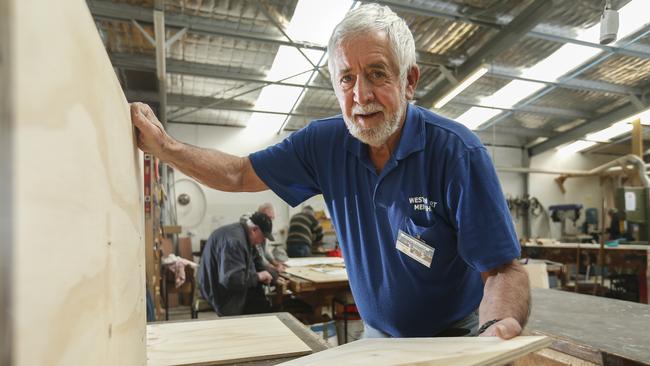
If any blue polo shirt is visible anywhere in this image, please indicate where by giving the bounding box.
[249,104,520,337]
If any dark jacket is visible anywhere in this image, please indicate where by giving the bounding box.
[197,222,264,316]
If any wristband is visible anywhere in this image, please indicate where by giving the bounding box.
[477,318,501,335]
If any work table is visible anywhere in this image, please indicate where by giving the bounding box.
[527,288,650,365]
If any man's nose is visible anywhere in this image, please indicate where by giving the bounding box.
[353,75,374,105]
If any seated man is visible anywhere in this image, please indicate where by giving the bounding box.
[197,212,276,316]
[286,206,324,257]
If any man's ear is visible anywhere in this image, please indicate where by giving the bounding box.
[405,64,420,100]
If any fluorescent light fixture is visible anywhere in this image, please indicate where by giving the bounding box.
[557,140,598,154]
[286,0,353,45]
[433,66,488,109]
[456,107,501,130]
[521,43,600,82]
[480,80,546,109]
[585,122,632,142]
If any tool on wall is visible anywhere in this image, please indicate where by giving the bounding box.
[549,204,584,241]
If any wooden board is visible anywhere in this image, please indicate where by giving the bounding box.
[12,0,145,364]
[147,315,312,366]
[285,257,345,267]
[278,336,551,366]
[523,263,550,289]
[285,266,348,283]
[528,288,650,364]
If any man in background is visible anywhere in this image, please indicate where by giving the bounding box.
[286,206,324,257]
[255,203,288,271]
[197,212,276,316]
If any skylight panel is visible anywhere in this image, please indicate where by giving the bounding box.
[456,107,502,130]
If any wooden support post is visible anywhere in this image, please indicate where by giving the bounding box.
[632,118,643,158]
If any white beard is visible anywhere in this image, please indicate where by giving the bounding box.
[343,99,407,147]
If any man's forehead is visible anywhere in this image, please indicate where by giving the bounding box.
[333,48,395,70]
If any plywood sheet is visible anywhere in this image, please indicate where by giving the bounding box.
[285,257,345,267]
[524,263,550,289]
[13,0,145,364]
[279,336,551,366]
[147,316,312,366]
[0,0,12,363]
[285,266,348,283]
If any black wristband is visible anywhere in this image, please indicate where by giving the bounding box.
[477,318,501,334]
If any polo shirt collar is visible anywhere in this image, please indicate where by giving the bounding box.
[344,103,425,161]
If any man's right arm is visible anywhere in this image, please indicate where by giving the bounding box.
[131,102,267,192]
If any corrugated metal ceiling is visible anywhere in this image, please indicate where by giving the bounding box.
[89,0,650,153]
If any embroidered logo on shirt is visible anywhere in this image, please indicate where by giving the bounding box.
[408,196,438,212]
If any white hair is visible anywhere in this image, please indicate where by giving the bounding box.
[327,3,417,83]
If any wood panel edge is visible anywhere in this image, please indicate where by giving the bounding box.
[0,0,13,363]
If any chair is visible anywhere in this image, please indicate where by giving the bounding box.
[161,264,195,320]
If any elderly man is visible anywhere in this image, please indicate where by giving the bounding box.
[132,4,529,338]
[197,212,275,316]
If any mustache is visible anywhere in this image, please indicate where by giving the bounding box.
[352,103,384,115]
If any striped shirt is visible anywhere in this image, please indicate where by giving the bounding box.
[286,212,323,247]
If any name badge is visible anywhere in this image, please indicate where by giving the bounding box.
[396,230,435,268]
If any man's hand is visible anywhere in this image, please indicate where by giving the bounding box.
[478,317,522,339]
[130,102,173,157]
[257,270,273,285]
[275,262,287,272]
[479,260,530,340]
[275,277,287,286]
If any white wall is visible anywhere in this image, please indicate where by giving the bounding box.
[527,149,614,239]
[489,146,526,235]
[167,123,296,250]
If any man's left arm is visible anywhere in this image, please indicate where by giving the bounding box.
[478,259,530,339]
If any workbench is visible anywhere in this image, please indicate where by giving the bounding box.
[524,288,650,365]
[522,242,649,303]
[278,258,352,325]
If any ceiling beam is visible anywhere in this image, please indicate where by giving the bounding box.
[374,0,650,60]
[92,1,646,98]
[88,0,324,51]
[113,52,635,106]
[450,96,592,119]
[88,0,458,67]
[528,100,650,156]
[417,0,553,108]
[477,126,554,139]
[488,64,641,96]
[130,89,548,138]
[125,90,339,120]
[110,53,332,91]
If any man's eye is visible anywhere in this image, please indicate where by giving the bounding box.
[370,71,386,80]
[340,75,353,84]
